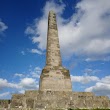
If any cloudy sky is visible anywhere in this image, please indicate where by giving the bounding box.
[0,0,110,99]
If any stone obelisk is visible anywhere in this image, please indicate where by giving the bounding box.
[46,11,62,67]
[39,10,72,91]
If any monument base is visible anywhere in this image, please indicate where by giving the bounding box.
[2,90,109,109]
[39,66,72,91]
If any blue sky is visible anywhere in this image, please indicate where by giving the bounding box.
[0,0,110,99]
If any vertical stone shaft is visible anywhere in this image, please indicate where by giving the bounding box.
[39,11,72,91]
[46,11,62,67]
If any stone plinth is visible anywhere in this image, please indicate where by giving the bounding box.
[9,90,110,109]
[39,66,72,91]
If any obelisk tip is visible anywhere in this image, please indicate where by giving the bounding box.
[49,10,55,14]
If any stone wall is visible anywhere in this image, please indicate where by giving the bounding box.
[0,90,110,109]
[9,90,110,109]
[11,94,24,108]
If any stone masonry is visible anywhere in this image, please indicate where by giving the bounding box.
[39,10,72,92]
[0,11,110,110]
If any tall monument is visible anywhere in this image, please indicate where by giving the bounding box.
[39,10,72,91]
[0,10,110,110]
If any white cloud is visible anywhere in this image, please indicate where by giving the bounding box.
[0,78,20,89]
[14,73,24,77]
[25,0,110,61]
[19,78,38,89]
[14,66,41,90]
[19,90,25,94]
[30,49,43,55]
[71,73,110,97]
[0,92,10,98]
[84,68,101,76]
[101,76,110,84]
[0,20,8,33]
[85,75,110,97]
[25,0,65,50]
[30,67,41,78]
[85,56,110,62]
[34,67,42,71]
[71,75,99,84]
[0,66,41,98]
[0,72,39,91]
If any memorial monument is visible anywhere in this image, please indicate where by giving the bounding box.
[0,10,110,110]
[39,10,72,92]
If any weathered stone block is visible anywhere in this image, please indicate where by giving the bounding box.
[11,94,24,108]
[26,98,34,108]
[25,90,38,98]
[39,66,72,91]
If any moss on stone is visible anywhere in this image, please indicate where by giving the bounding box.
[41,73,49,79]
[26,98,34,108]
[53,66,60,69]
[42,69,50,73]
[61,69,70,78]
